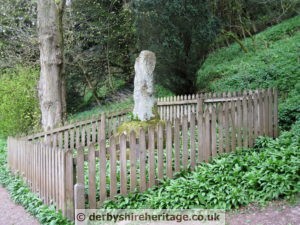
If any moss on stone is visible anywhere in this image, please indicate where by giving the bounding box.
[117,118,165,136]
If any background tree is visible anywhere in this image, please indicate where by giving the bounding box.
[37,0,66,130]
[64,0,135,112]
[0,0,38,69]
[132,0,219,94]
[210,0,300,50]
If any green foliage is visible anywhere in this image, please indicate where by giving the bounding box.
[103,127,300,210]
[196,15,300,130]
[155,85,174,98]
[64,0,135,112]
[209,0,299,50]
[0,139,72,225]
[0,67,41,137]
[132,0,219,94]
[279,87,300,131]
[0,0,38,69]
[68,98,133,122]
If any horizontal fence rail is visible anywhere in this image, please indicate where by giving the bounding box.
[26,108,131,146]
[7,88,278,221]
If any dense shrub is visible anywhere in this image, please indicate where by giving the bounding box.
[103,124,300,210]
[0,67,41,137]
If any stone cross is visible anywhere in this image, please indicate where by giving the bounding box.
[133,50,156,121]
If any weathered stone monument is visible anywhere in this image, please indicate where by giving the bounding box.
[133,50,156,121]
[117,50,162,139]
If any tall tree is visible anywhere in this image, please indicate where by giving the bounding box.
[132,0,219,94]
[64,0,135,112]
[37,0,66,130]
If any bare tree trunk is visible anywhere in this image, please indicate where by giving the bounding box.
[37,0,66,130]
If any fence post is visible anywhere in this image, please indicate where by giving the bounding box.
[99,139,107,204]
[273,88,279,137]
[74,183,85,225]
[88,144,96,209]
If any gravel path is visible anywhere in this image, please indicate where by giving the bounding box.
[0,186,40,225]
[227,201,300,225]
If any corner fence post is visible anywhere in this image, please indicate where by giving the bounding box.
[74,183,85,225]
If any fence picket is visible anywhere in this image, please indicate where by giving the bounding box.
[190,113,196,170]
[139,129,147,192]
[88,144,96,209]
[129,131,137,192]
[120,134,127,195]
[166,121,173,178]
[182,115,188,168]
[174,118,180,172]
[268,88,273,137]
[204,108,211,161]
[110,136,117,198]
[236,98,242,148]
[248,93,254,147]
[273,88,278,137]
[253,93,259,139]
[258,90,264,136]
[211,106,217,157]
[148,127,155,188]
[157,123,164,180]
[99,139,107,204]
[197,111,204,162]
[224,100,230,153]
[230,99,236,151]
[218,104,224,154]
[264,89,269,136]
[242,96,248,148]
[65,149,74,220]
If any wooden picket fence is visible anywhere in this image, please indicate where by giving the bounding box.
[26,108,131,144]
[7,88,278,221]
[157,89,278,131]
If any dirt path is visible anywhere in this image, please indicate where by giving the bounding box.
[1,182,299,225]
[0,186,40,225]
[227,200,300,225]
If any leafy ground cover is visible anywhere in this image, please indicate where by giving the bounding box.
[0,139,72,225]
[67,97,133,122]
[102,121,300,210]
[197,15,300,130]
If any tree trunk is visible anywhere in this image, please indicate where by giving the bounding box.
[37,0,66,130]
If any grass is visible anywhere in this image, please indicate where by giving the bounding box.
[197,15,300,130]
[67,97,133,122]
